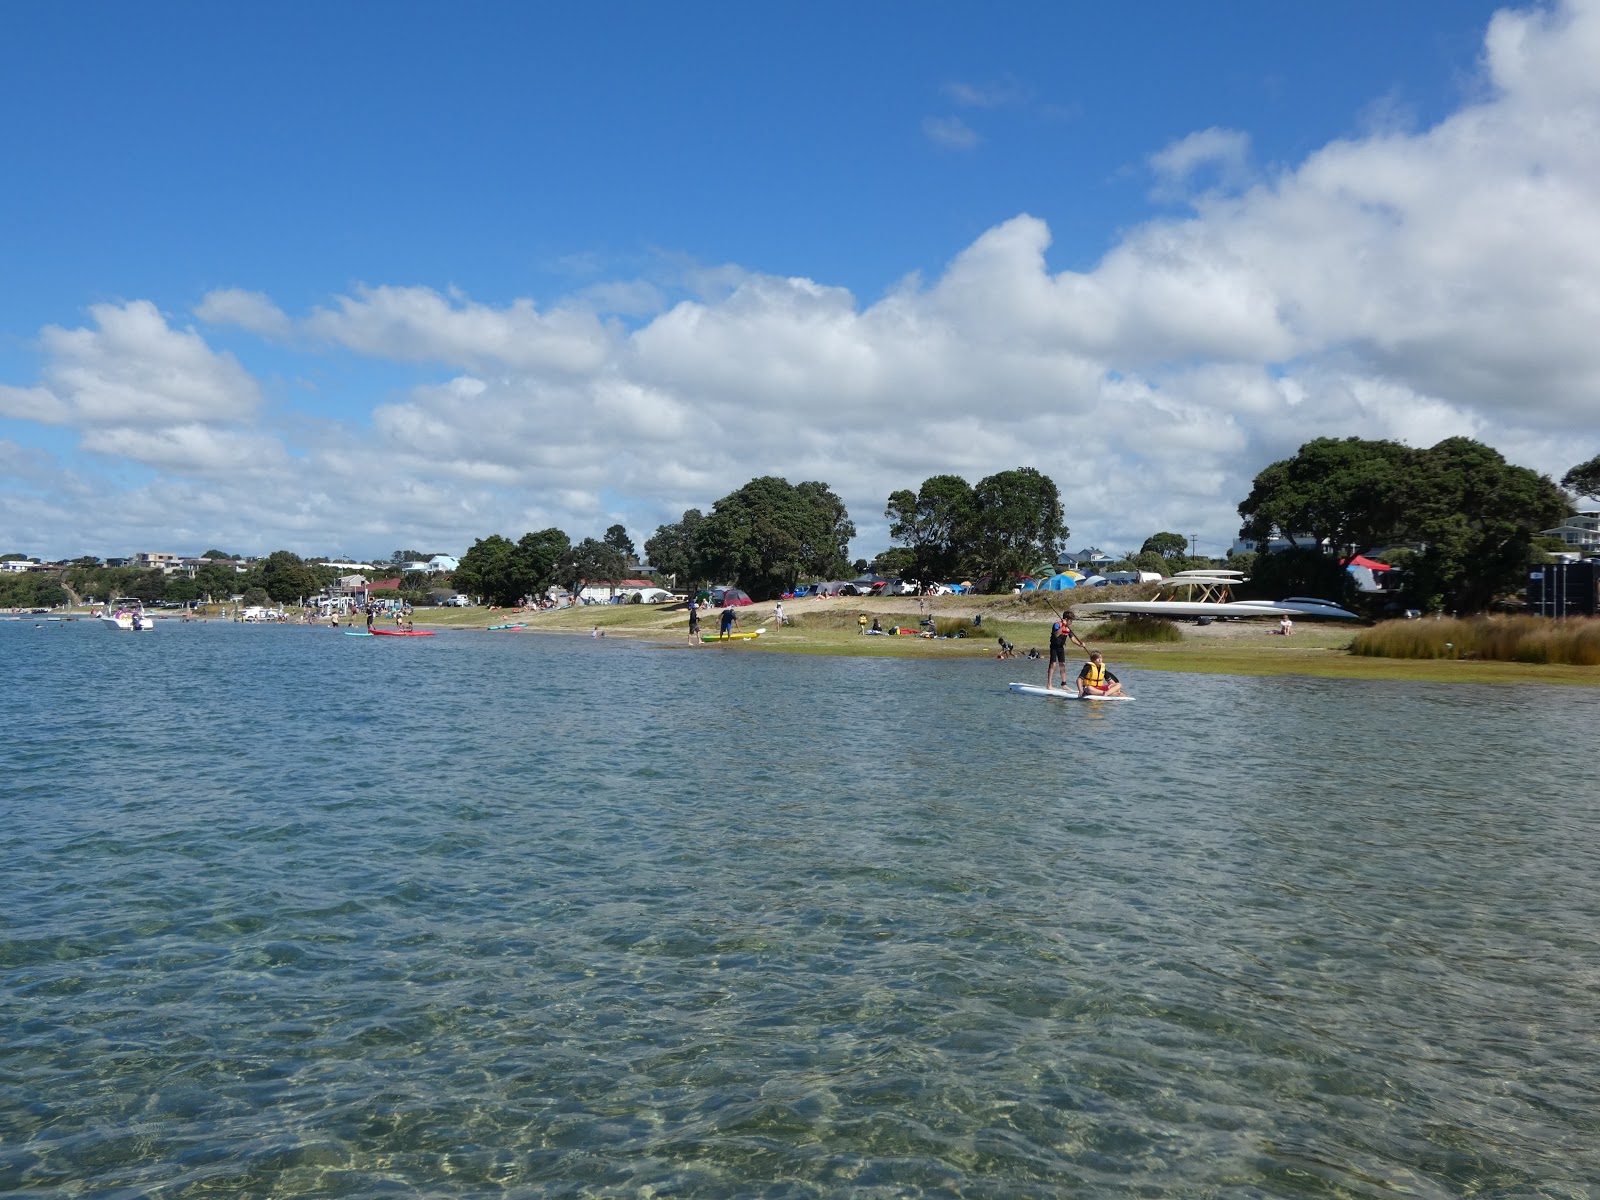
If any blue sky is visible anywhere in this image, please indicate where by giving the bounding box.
[3,0,1593,562]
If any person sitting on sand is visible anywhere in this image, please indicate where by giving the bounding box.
[871,616,882,633]
[1278,615,1294,636]
[1077,652,1125,697]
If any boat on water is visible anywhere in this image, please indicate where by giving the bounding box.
[1072,570,1360,621]
[100,598,155,631]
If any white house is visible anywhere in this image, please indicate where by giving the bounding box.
[401,555,460,574]
[1542,511,1600,555]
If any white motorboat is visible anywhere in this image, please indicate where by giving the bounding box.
[1072,572,1360,621]
[100,598,154,630]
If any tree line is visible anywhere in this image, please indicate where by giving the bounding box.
[1238,436,1576,612]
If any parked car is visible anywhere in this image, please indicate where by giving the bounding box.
[442,594,474,607]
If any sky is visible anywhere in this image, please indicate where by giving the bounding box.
[3,0,1597,564]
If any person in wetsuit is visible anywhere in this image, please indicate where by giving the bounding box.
[1047,609,1088,689]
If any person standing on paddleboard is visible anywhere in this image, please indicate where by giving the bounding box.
[1077,651,1124,698]
[1048,609,1088,690]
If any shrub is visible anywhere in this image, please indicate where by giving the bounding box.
[1094,615,1184,643]
[933,617,976,637]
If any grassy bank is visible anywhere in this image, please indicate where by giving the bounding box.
[409,596,1600,687]
[1353,615,1600,665]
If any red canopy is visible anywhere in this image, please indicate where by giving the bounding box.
[1347,555,1393,571]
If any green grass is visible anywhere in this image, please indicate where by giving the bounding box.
[405,598,1600,686]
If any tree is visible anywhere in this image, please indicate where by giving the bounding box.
[885,474,976,583]
[603,524,637,564]
[694,477,856,600]
[644,509,706,588]
[870,547,917,578]
[260,551,321,604]
[1562,453,1600,500]
[1239,435,1571,613]
[194,562,240,601]
[201,549,233,560]
[516,528,570,599]
[560,538,628,598]
[1238,437,1414,554]
[389,549,428,568]
[1400,437,1569,612]
[967,468,1068,591]
[1140,532,1189,560]
[452,535,525,606]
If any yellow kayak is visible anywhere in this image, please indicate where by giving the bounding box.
[702,630,763,642]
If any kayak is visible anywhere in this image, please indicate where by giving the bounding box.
[371,628,436,637]
[487,623,526,631]
[702,631,763,642]
[1008,682,1134,702]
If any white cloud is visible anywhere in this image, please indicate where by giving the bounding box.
[195,288,293,338]
[304,285,614,374]
[28,301,263,427]
[5,0,1600,560]
[922,116,981,149]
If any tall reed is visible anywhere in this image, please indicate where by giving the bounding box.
[1094,615,1185,643]
[1352,616,1600,664]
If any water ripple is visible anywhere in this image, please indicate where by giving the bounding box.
[3,621,1599,1196]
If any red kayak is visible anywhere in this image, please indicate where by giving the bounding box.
[371,628,436,637]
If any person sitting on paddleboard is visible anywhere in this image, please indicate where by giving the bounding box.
[1077,651,1124,697]
[1048,608,1089,690]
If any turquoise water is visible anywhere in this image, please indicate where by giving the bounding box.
[4,620,1599,1197]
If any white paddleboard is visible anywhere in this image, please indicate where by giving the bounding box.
[1008,682,1134,701]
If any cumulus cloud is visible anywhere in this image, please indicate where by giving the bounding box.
[4,0,1600,560]
[304,285,615,374]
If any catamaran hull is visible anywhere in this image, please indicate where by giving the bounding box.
[1072,600,1360,620]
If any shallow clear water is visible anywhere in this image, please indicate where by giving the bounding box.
[3,619,1599,1198]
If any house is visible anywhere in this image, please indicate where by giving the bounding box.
[1059,548,1115,570]
[401,555,459,574]
[0,558,37,573]
[1542,511,1600,555]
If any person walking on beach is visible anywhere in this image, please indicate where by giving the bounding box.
[687,599,701,644]
[719,605,737,639]
[858,612,868,635]
[1047,609,1089,690]
[774,602,785,627]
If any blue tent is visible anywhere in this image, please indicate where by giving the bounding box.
[1043,573,1078,590]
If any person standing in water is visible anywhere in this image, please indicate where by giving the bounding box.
[1047,609,1088,690]
[687,599,701,644]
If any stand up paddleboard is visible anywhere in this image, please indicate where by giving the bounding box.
[343,630,373,636]
[1008,682,1134,701]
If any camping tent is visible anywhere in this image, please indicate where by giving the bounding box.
[1043,573,1078,590]
[717,587,753,606]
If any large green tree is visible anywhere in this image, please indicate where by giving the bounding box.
[260,551,322,603]
[644,509,706,589]
[885,474,976,583]
[1401,437,1570,612]
[1238,436,1569,612]
[967,468,1068,591]
[694,477,856,600]
[1238,437,1414,554]
[517,528,571,597]
[452,535,526,606]
[1140,532,1189,560]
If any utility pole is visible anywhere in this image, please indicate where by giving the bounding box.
[1189,533,1199,557]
